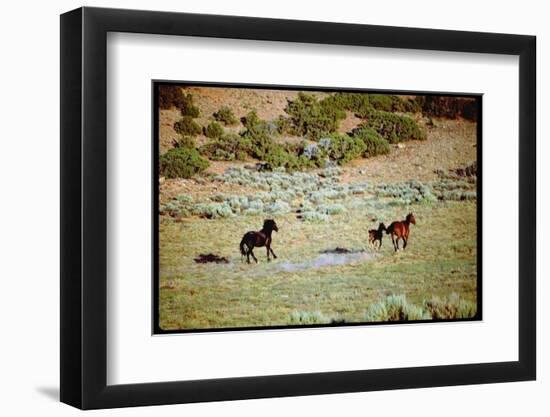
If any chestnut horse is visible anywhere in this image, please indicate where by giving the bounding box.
[239,219,278,263]
[368,223,386,249]
[386,213,416,252]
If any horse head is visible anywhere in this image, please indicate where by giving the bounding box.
[407,212,416,225]
[264,219,278,232]
[378,222,386,231]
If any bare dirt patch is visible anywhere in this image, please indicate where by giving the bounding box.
[337,112,364,134]
[194,253,230,264]
[275,250,374,273]
[340,119,477,184]
[159,109,181,153]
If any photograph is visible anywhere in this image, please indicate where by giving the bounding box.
[154,83,481,332]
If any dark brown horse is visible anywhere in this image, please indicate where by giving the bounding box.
[386,213,416,252]
[368,223,386,249]
[239,219,278,263]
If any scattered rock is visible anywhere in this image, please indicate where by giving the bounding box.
[243,162,273,172]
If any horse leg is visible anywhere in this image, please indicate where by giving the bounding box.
[250,248,258,263]
[391,234,397,252]
[395,234,400,251]
[266,245,271,262]
[270,247,277,259]
[246,246,251,264]
[404,229,410,249]
[378,237,382,249]
[403,237,408,249]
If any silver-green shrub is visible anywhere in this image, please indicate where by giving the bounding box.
[364,295,431,321]
[289,311,328,324]
[302,211,329,223]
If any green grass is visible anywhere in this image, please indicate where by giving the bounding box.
[159,201,477,330]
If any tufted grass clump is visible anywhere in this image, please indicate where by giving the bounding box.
[360,111,426,143]
[159,147,209,179]
[364,294,477,322]
[423,294,477,319]
[364,295,431,322]
[174,116,202,137]
[289,311,329,325]
[213,106,238,126]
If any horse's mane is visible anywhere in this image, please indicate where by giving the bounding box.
[262,219,276,232]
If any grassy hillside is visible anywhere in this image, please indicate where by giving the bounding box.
[157,85,479,331]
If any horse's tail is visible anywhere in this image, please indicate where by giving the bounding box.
[385,223,394,235]
[239,236,247,257]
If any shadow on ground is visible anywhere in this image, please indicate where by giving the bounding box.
[35,386,59,401]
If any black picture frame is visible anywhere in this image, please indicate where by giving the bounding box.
[60,6,536,410]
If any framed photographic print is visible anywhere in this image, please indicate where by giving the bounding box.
[60,6,536,409]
